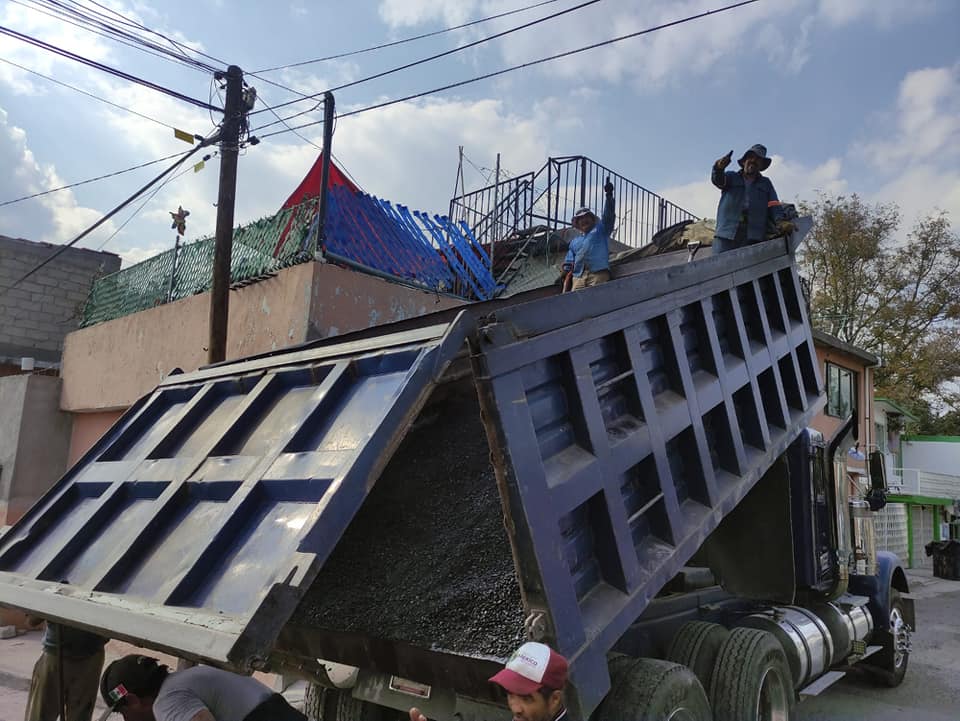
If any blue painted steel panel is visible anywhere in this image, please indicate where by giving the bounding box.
[467,238,824,716]
[0,320,473,669]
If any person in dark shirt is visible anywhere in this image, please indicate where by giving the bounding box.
[711,144,795,253]
[24,620,107,721]
[98,654,306,721]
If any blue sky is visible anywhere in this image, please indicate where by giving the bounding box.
[0,0,958,266]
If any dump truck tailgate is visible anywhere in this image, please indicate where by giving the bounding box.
[0,321,471,668]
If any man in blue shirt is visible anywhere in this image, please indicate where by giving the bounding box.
[711,144,795,253]
[563,177,615,289]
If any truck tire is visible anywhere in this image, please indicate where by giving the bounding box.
[593,656,712,720]
[322,689,396,721]
[667,621,730,696]
[864,589,910,687]
[303,683,329,720]
[709,627,794,721]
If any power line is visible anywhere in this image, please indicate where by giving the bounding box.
[0,140,210,300]
[74,0,226,69]
[11,0,206,72]
[36,0,219,72]
[259,0,760,139]
[0,23,222,112]
[0,56,181,131]
[13,0,219,74]
[255,91,323,152]
[95,151,215,252]
[249,0,604,127]
[252,0,560,73]
[0,151,197,207]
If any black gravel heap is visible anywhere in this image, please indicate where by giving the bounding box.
[291,385,526,658]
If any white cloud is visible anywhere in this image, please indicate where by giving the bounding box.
[858,65,960,168]
[377,0,813,88]
[0,107,118,246]
[816,0,937,28]
[329,96,558,211]
[853,64,960,228]
[378,0,479,28]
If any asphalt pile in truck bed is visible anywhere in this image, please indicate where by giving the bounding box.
[291,385,526,658]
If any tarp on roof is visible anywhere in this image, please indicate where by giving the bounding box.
[282,152,359,210]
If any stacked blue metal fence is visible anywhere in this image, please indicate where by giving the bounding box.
[323,185,498,300]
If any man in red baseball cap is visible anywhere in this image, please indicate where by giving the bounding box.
[410,642,568,721]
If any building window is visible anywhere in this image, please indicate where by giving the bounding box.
[826,362,856,417]
[875,422,887,452]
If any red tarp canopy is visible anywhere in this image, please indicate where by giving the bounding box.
[282,152,358,209]
[275,153,359,257]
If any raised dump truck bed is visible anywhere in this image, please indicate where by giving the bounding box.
[0,234,822,719]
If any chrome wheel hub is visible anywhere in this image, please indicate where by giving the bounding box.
[890,606,912,669]
[756,666,790,721]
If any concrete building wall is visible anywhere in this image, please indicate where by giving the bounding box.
[810,341,876,478]
[0,235,120,365]
[902,437,960,478]
[306,262,463,341]
[68,410,125,466]
[60,261,465,464]
[0,375,73,525]
[60,262,317,413]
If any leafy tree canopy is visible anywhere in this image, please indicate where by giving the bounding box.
[798,194,960,434]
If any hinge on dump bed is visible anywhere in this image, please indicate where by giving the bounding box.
[524,610,550,641]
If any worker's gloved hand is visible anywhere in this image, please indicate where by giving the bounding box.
[715,150,733,170]
[604,176,614,196]
[562,262,573,273]
[777,220,797,236]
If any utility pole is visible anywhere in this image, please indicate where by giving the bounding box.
[208,65,244,365]
[315,91,335,255]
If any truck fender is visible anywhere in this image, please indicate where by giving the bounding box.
[848,551,913,633]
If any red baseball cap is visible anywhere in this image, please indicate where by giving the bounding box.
[489,642,569,695]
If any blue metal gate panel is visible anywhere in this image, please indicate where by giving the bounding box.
[0,320,471,669]
[469,238,823,716]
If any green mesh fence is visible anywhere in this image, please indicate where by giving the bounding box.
[81,203,317,327]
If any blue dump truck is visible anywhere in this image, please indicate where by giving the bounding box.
[0,226,913,720]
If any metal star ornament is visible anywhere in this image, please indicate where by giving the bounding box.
[170,206,190,235]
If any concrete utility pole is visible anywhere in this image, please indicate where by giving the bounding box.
[208,65,244,365]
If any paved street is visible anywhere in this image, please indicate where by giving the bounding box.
[1,569,957,720]
[797,569,960,721]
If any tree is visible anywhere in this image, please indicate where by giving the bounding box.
[798,194,960,433]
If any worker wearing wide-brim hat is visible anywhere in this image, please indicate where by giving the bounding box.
[561,177,616,290]
[711,144,796,253]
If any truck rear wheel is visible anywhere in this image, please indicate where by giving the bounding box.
[709,627,794,721]
[865,589,910,687]
[667,621,730,696]
[303,683,329,720]
[593,656,711,720]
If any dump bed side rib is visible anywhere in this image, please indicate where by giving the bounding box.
[471,237,823,716]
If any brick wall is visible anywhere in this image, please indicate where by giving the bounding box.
[0,236,120,363]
